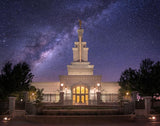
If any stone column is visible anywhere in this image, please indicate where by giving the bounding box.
[59,92,64,105]
[144,96,152,115]
[9,97,16,117]
[97,92,101,105]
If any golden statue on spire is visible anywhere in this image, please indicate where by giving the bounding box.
[79,19,82,29]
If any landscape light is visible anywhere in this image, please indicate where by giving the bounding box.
[152,116,156,120]
[3,117,10,121]
[149,115,156,121]
[3,117,8,121]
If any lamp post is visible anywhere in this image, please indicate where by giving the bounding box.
[97,83,100,92]
[60,83,64,104]
[60,83,64,91]
[96,83,101,105]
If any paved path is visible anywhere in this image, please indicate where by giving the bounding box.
[1,120,160,126]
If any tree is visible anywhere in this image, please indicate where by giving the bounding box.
[119,58,160,97]
[12,62,34,91]
[0,62,13,97]
[35,89,44,104]
[0,62,34,99]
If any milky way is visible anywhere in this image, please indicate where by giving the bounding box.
[0,0,160,82]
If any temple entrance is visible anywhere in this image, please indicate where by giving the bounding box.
[72,86,89,105]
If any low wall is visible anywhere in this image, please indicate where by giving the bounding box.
[26,115,135,124]
[15,110,25,117]
[25,102,37,115]
[135,109,147,116]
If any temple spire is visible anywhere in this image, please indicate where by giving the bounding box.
[67,21,94,75]
[77,20,84,42]
[77,20,84,62]
[79,20,82,29]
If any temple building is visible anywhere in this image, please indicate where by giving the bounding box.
[32,22,120,105]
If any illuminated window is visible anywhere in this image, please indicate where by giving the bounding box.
[73,88,75,94]
[73,95,75,104]
[85,95,88,101]
[77,95,80,103]
[86,88,88,94]
[81,95,84,103]
[86,95,88,105]
[81,86,84,94]
[77,86,80,94]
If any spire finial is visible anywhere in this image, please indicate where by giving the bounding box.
[78,20,82,29]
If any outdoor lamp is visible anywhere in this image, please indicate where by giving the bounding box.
[126,92,129,96]
[97,83,100,87]
[60,83,64,87]
[60,83,64,91]
[97,83,100,92]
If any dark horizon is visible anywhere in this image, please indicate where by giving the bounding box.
[0,0,160,82]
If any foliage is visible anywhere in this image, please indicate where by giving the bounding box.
[29,85,37,92]
[118,88,127,101]
[27,86,44,104]
[0,62,34,99]
[35,89,44,104]
[119,58,160,96]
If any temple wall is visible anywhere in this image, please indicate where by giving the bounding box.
[31,81,120,95]
[31,82,60,94]
[31,81,120,103]
[101,82,120,94]
[31,82,60,102]
[101,82,120,102]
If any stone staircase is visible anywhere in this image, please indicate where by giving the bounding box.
[42,104,123,115]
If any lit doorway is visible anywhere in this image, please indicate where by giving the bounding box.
[72,86,89,105]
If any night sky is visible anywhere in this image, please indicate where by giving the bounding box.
[0,0,160,82]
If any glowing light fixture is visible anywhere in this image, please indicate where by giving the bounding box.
[3,117,10,121]
[97,83,100,87]
[126,92,129,96]
[152,116,156,120]
[61,83,64,87]
[4,117,8,121]
[149,116,156,121]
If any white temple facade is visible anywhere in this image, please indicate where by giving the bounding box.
[32,22,120,105]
